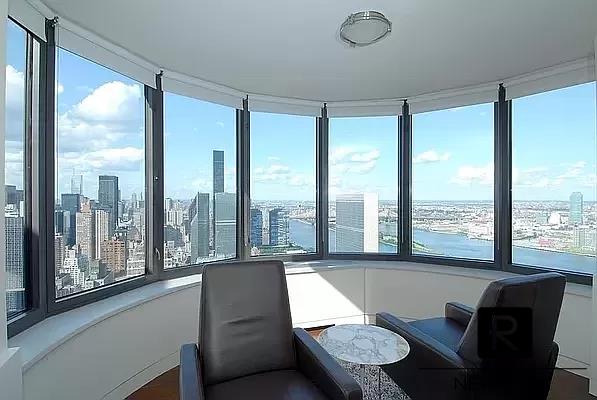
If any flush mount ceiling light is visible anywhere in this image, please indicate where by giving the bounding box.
[339,11,392,47]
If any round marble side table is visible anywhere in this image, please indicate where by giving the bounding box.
[318,324,410,400]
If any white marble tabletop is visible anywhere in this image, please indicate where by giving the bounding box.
[318,324,410,366]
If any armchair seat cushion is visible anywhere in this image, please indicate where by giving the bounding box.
[205,369,328,400]
[409,317,465,351]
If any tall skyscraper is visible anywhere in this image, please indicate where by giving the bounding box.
[76,210,93,259]
[213,150,225,194]
[61,193,81,246]
[93,209,110,260]
[212,150,225,248]
[70,171,83,195]
[190,192,210,263]
[269,208,289,246]
[5,210,25,313]
[215,192,236,257]
[250,208,263,247]
[55,234,65,272]
[569,192,583,225]
[335,193,379,252]
[98,175,119,234]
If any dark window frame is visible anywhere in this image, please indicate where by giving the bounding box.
[7,18,593,339]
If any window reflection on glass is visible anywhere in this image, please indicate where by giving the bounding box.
[163,93,237,268]
[54,48,146,298]
[328,116,398,254]
[250,112,316,256]
[512,83,596,274]
[412,103,495,261]
[5,20,27,315]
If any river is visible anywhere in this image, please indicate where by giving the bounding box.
[288,220,596,275]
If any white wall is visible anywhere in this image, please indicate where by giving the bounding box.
[22,285,200,400]
[15,263,594,400]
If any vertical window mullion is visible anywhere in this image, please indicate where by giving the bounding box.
[317,106,329,257]
[145,75,163,279]
[44,18,57,310]
[237,98,250,260]
[400,101,412,257]
[495,85,512,271]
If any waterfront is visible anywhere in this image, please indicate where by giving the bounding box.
[289,219,596,275]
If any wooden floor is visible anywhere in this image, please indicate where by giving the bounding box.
[127,328,596,400]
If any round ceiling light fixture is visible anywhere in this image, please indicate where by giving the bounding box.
[339,11,392,47]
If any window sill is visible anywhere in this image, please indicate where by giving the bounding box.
[8,259,591,373]
[8,274,202,372]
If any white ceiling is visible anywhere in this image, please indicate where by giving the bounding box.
[42,0,597,102]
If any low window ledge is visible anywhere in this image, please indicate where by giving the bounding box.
[8,275,202,371]
[8,260,591,373]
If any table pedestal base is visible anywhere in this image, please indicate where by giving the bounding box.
[334,359,410,400]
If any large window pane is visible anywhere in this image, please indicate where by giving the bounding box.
[164,93,236,268]
[5,20,27,315]
[54,49,145,297]
[328,117,398,254]
[412,103,494,260]
[512,83,596,274]
[250,112,316,256]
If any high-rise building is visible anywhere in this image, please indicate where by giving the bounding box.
[98,175,119,234]
[101,239,127,275]
[250,208,263,247]
[190,192,210,263]
[573,227,587,248]
[213,150,225,194]
[70,171,83,195]
[335,193,379,252]
[569,192,583,225]
[215,192,236,257]
[61,193,81,246]
[76,210,93,259]
[269,208,289,246]
[55,233,65,272]
[212,150,225,248]
[93,209,110,259]
[5,210,25,313]
[165,197,173,212]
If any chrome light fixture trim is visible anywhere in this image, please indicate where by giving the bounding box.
[339,11,392,47]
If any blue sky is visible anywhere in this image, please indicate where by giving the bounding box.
[5,20,597,203]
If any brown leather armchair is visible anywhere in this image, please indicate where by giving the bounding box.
[377,272,566,400]
[180,260,362,400]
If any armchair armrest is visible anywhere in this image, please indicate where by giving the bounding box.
[294,328,362,400]
[445,302,475,327]
[180,344,205,400]
[376,312,467,370]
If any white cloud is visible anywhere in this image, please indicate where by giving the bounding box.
[450,163,493,186]
[512,161,597,190]
[57,81,143,153]
[57,83,64,94]
[72,81,142,123]
[413,150,451,164]
[253,162,313,188]
[330,146,381,174]
[59,147,144,173]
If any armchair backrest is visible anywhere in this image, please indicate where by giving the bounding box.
[457,272,565,369]
[199,261,296,386]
